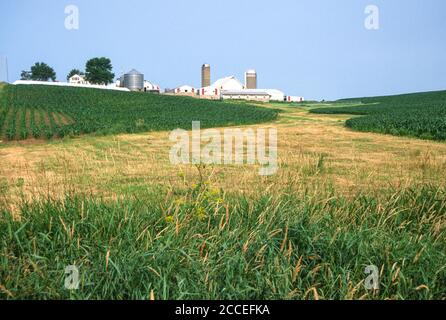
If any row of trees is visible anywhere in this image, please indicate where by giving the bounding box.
[20,57,115,85]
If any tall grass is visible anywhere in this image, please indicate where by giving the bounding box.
[0,180,445,300]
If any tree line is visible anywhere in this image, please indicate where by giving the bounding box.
[20,57,115,85]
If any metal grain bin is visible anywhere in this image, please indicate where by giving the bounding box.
[123,69,144,91]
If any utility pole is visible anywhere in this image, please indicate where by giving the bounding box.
[0,55,8,83]
[5,56,8,83]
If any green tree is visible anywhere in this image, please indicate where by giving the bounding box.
[30,62,56,82]
[20,70,32,80]
[85,57,115,85]
[67,69,84,81]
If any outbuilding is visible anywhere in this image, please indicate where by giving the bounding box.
[240,89,284,102]
[144,80,161,93]
[263,89,285,102]
[287,96,304,103]
[221,90,270,102]
[175,85,196,95]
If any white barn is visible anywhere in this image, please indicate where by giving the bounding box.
[144,80,161,93]
[175,85,196,94]
[198,74,286,102]
[263,89,285,102]
[199,76,244,97]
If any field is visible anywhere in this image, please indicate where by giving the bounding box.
[310,90,446,141]
[0,86,445,300]
[0,84,278,141]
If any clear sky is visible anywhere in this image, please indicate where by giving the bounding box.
[1,0,445,100]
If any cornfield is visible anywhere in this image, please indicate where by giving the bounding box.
[0,84,278,141]
[310,90,446,141]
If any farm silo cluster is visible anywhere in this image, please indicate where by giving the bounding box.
[170,64,304,103]
[117,64,304,103]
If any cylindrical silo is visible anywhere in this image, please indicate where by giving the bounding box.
[123,69,144,91]
[245,70,257,89]
[201,64,211,88]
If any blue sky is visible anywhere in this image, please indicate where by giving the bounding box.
[1,0,445,100]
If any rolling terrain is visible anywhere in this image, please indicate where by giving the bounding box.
[0,86,445,300]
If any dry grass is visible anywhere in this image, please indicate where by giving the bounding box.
[1,103,445,300]
[0,105,445,210]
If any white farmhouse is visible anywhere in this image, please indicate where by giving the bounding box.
[68,74,88,85]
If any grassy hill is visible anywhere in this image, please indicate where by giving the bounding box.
[311,90,446,141]
[0,84,278,141]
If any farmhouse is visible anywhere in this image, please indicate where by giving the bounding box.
[69,74,88,85]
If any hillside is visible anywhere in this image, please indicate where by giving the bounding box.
[311,90,446,141]
[1,88,446,300]
[0,84,278,141]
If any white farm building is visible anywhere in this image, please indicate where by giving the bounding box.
[221,90,271,102]
[144,80,161,93]
[199,76,245,97]
[261,89,285,102]
[195,66,291,102]
[221,89,285,102]
[69,74,88,85]
[175,85,196,94]
[286,96,305,103]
